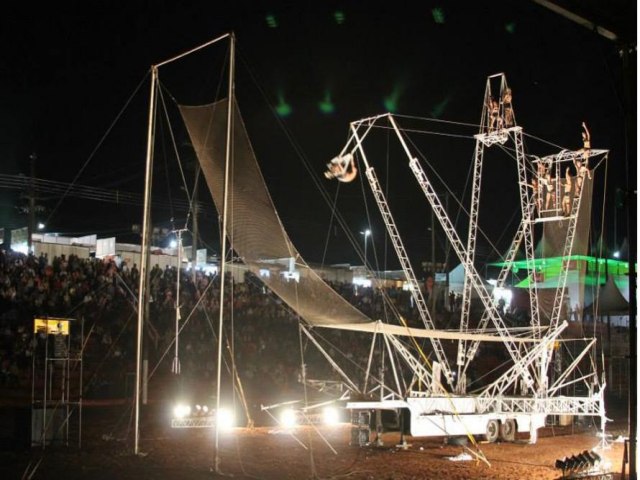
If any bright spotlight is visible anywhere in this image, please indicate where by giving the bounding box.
[280,408,297,429]
[323,407,340,426]
[217,408,235,431]
[613,251,620,258]
[169,240,178,248]
[37,222,45,230]
[202,405,209,414]
[173,403,191,419]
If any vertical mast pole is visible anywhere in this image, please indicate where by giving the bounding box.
[215,33,235,474]
[172,229,185,374]
[135,65,157,455]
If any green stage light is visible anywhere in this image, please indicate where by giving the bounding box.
[266,14,278,28]
[432,8,445,24]
[334,10,345,25]
[505,22,516,33]
[275,93,292,117]
[318,92,335,114]
[383,86,401,113]
[431,96,450,118]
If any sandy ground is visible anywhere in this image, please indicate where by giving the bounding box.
[0,402,629,480]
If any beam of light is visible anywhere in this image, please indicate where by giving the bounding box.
[12,242,29,255]
[275,92,292,117]
[265,14,278,28]
[505,22,516,34]
[217,408,235,431]
[280,408,297,428]
[430,95,451,118]
[383,85,402,113]
[173,403,191,419]
[318,91,335,114]
[432,7,445,24]
[333,10,345,25]
[323,407,340,425]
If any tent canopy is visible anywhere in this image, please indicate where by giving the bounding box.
[584,275,630,315]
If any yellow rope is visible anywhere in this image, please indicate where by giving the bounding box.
[397,314,491,467]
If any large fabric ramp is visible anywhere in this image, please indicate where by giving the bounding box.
[539,175,594,319]
[179,99,371,326]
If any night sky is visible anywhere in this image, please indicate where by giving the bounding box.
[0,1,635,269]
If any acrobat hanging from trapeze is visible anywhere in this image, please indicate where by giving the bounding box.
[324,153,358,182]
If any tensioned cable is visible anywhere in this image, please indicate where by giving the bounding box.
[237,49,381,266]
[0,174,206,212]
[590,154,610,378]
[365,123,476,140]
[156,89,178,229]
[46,71,150,225]
[393,112,480,129]
[157,47,228,232]
[319,183,342,267]
[402,127,513,266]
[523,131,571,151]
[148,272,218,379]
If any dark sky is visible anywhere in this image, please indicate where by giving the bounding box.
[0,1,635,268]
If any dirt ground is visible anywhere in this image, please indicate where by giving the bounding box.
[0,402,630,480]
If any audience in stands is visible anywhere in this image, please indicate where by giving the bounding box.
[0,249,496,402]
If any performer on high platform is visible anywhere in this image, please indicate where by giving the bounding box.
[502,88,514,127]
[487,97,501,133]
[574,123,592,194]
[562,167,572,216]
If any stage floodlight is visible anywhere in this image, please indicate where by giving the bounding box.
[280,408,297,429]
[217,408,235,431]
[556,449,605,475]
[323,407,340,426]
[565,455,579,471]
[576,453,589,470]
[173,403,191,419]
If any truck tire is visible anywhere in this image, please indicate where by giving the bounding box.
[485,419,500,443]
[500,419,516,442]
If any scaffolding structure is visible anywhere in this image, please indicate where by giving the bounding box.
[327,73,608,444]
[31,317,83,448]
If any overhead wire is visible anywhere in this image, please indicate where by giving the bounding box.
[45,71,150,226]
[0,173,206,212]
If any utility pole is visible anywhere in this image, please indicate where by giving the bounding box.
[27,153,36,252]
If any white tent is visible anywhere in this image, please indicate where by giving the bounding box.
[447,262,494,295]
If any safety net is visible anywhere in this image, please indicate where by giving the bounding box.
[179,98,372,326]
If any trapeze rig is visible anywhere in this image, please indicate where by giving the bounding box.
[327,73,607,446]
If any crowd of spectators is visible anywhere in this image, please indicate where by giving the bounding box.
[0,248,504,406]
[0,249,430,403]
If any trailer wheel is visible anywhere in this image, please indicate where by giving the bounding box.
[500,419,516,442]
[485,419,500,443]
